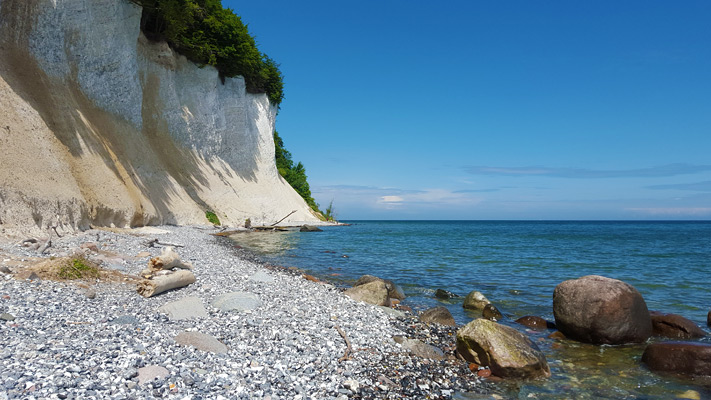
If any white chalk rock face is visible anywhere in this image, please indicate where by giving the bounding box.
[0,0,319,233]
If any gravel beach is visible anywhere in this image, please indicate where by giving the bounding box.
[0,226,493,399]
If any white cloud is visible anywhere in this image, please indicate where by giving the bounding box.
[379,195,404,203]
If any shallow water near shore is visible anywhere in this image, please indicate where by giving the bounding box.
[229,220,711,399]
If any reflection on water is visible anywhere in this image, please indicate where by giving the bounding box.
[228,230,300,255]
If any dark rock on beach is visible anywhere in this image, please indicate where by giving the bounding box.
[642,341,711,377]
[462,290,491,311]
[419,306,456,326]
[650,311,706,339]
[708,311,711,327]
[299,225,323,232]
[456,319,550,379]
[553,275,652,345]
[482,304,503,321]
[516,316,554,330]
[435,289,459,299]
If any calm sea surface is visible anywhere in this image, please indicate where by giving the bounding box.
[229,221,711,399]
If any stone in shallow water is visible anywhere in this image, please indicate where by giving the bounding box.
[174,331,228,354]
[159,296,208,320]
[642,341,711,377]
[212,292,262,312]
[456,318,550,379]
[137,365,169,385]
[650,311,706,339]
[462,291,490,310]
[344,281,388,306]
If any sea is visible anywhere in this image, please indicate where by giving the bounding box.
[228,220,711,399]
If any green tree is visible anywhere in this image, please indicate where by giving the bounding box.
[128,0,284,105]
[273,131,321,213]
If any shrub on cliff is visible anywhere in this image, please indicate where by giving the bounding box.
[128,0,284,105]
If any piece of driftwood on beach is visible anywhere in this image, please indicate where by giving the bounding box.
[137,270,196,297]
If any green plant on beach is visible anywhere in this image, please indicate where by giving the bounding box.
[127,0,284,105]
[323,199,336,221]
[205,210,221,225]
[58,257,99,280]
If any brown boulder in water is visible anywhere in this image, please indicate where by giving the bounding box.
[553,275,652,345]
[516,316,554,330]
[642,341,711,377]
[419,306,456,326]
[650,311,706,339]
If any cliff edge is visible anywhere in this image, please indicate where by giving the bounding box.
[0,0,320,234]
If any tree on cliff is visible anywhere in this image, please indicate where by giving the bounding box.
[274,131,320,213]
[127,0,283,105]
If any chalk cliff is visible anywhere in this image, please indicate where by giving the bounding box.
[0,0,320,233]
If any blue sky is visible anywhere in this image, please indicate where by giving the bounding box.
[225,1,711,220]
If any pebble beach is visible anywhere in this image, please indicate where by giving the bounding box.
[0,226,491,400]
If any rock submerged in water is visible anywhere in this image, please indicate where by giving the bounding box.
[482,304,503,321]
[515,316,554,330]
[707,311,711,328]
[650,311,706,339]
[462,290,491,310]
[642,341,711,377]
[419,306,456,326]
[434,289,459,299]
[456,319,550,380]
[553,275,652,345]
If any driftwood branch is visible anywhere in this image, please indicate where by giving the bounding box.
[144,238,185,248]
[148,247,193,271]
[271,210,297,226]
[334,325,353,362]
[137,270,196,297]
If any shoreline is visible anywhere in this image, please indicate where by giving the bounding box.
[0,225,490,399]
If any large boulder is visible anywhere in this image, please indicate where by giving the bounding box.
[553,275,652,344]
[463,291,491,310]
[642,342,711,377]
[354,275,405,300]
[456,319,550,379]
[419,306,456,326]
[650,311,706,339]
[345,280,389,306]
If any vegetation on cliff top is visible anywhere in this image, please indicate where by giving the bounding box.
[128,0,284,105]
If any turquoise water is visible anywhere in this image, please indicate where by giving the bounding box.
[229,221,711,398]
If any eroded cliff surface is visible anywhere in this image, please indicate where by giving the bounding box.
[0,0,319,233]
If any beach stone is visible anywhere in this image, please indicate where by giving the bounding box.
[299,225,323,232]
[650,311,706,339]
[378,306,406,318]
[354,275,405,300]
[111,315,139,325]
[136,251,151,258]
[482,304,503,321]
[515,316,553,330]
[642,341,711,377]
[419,306,456,326]
[0,313,15,321]
[80,242,99,252]
[137,365,169,385]
[174,331,228,354]
[456,319,550,379]
[83,288,97,299]
[345,281,388,306]
[393,336,445,360]
[434,289,459,299]
[707,311,711,327]
[212,292,262,312]
[462,291,490,310]
[249,270,275,283]
[0,266,11,274]
[553,275,652,344]
[159,296,208,320]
